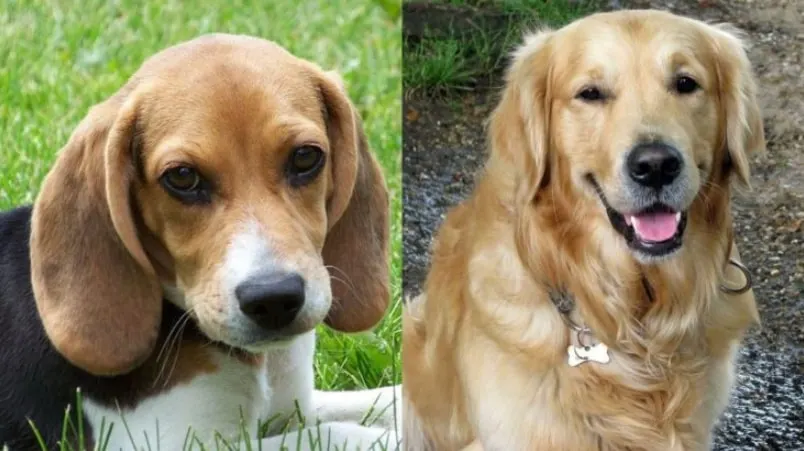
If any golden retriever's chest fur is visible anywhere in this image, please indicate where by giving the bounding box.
[403,189,756,451]
[456,320,739,451]
[407,199,751,450]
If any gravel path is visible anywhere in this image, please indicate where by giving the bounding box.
[402,1,803,449]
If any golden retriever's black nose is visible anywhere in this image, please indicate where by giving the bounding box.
[236,273,305,329]
[627,143,683,188]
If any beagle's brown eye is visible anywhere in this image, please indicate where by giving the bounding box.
[287,145,325,186]
[576,86,606,102]
[674,75,699,94]
[160,166,211,204]
[163,167,199,191]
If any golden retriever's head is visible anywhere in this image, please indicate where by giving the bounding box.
[491,10,763,263]
[30,34,389,376]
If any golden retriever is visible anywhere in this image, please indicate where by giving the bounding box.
[402,10,764,451]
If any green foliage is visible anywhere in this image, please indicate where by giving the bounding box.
[403,0,600,95]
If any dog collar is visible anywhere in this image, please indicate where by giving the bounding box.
[721,258,753,294]
[549,258,752,367]
[549,289,610,367]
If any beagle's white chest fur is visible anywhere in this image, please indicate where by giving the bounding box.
[82,332,399,450]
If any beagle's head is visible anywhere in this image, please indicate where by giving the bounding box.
[30,34,390,376]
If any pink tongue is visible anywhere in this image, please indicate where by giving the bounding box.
[627,212,679,242]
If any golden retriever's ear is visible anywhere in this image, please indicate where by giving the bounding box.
[710,24,765,187]
[319,71,390,332]
[31,93,162,376]
[488,30,554,202]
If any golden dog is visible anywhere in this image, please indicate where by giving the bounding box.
[403,10,763,451]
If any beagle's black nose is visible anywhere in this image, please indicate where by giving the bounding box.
[627,143,683,188]
[236,273,305,330]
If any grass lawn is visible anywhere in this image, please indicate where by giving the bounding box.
[0,0,401,448]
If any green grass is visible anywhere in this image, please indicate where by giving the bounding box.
[0,0,401,449]
[429,0,601,21]
[24,391,399,451]
[404,23,526,94]
[403,0,600,95]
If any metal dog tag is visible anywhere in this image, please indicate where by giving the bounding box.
[567,343,610,367]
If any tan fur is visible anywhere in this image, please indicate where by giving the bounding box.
[30,34,389,376]
[403,10,763,451]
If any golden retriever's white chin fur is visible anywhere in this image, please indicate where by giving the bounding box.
[631,243,684,264]
[403,9,764,451]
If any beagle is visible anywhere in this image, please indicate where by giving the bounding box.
[0,34,399,450]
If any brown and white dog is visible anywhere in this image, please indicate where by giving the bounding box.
[403,10,763,451]
[0,34,399,450]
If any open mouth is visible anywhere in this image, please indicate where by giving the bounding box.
[586,176,687,257]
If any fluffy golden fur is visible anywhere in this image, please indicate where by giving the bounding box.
[30,34,389,377]
[403,10,763,451]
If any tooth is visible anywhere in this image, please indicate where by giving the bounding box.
[675,212,681,221]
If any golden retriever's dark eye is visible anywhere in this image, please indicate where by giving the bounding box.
[674,75,699,94]
[576,86,605,102]
[160,166,211,204]
[287,145,325,186]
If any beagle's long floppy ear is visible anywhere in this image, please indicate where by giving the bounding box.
[488,30,554,204]
[30,92,162,376]
[319,71,390,333]
[710,24,765,187]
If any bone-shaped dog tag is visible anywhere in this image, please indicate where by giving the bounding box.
[567,343,610,367]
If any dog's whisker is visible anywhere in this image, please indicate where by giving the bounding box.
[154,321,180,365]
[153,321,184,388]
[153,310,193,389]
[327,275,349,288]
[324,264,354,285]
[157,308,194,361]
[153,310,190,371]
[160,314,193,389]
[324,264,359,296]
